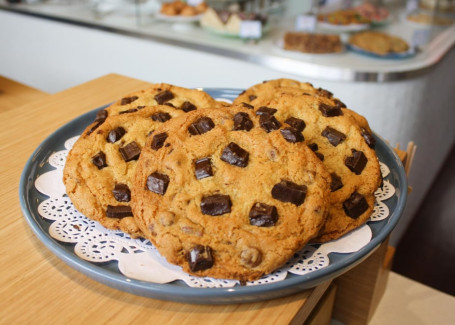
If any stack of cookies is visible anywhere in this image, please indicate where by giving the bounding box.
[63,79,382,282]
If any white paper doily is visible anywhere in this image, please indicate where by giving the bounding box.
[35,135,395,288]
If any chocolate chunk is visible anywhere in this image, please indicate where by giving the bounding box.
[200,194,231,216]
[164,102,176,108]
[151,132,168,151]
[317,88,333,98]
[315,152,325,161]
[321,127,346,147]
[233,112,253,131]
[259,113,281,133]
[361,127,376,148]
[151,112,172,122]
[220,142,249,168]
[241,102,254,110]
[119,108,138,114]
[271,180,307,206]
[120,96,138,105]
[334,99,346,108]
[107,127,126,143]
[240,247,262,268]
[146,172,170,195]
[154,90,174,104]
[307,142,324,160]
[112,183,131,202]
[280,127,304,143]
[87,121,103,135]
[188,117,215,135]
[345,149,368,175]
[249,202,278,227]
[330,173,343,192]
[106,205,132,218]
[194,157,213,180]
[181,101,197,112]
[87,110,108,135]
[119,142,141,162]
[343,192,368,219]
[92,151,107,169]
[248,95,257,101]
[319,103,343,117]
[308,143,318,151]
[187,245,214,272]
[285,117,305,132]
[256,106,277,116]
[94,109,108,122]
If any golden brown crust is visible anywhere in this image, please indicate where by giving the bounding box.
[131,107,331,281]
[348,31,409,55]
[233,79,381,242]
[283,32,343,54]
[105,83,219,116]
[63,85,218,238]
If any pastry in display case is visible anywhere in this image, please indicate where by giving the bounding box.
[347,30,414,58]
[419,0,455,12]
[406,11,454,25]
[282,32,343,54]
[353,1,390,25]
[317,7,371,31]
[159,0,208,17]
[200,6,267,37]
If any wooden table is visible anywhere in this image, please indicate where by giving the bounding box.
[3,73,455,325]
[0,73,338,324]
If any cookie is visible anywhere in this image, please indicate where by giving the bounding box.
[348,31,409,55]
[233,78,372,133]
[63,104,191,237]
[105,83,219,116]
[283,32,343,54]
[131,107,331,281]
[233,80,381,242]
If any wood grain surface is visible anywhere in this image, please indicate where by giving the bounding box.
[0,74,325,325]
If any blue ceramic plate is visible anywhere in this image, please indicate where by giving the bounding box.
[347,43,417,59]
[19,88,407,304]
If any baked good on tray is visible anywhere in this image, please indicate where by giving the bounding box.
[406,12,454,25]
[348,31,409,56]
[283,32,343,54]
[318,9,371,25]
[131,107,331,281]
[63,78,382,281]
[354,2,389,23]
[160,0,207,17]
[233,79,382,242]
[63,106,183,237]
[200,7,267,36]
[63,85,219,237]
[105,83,218,116]
[233,78,373,134]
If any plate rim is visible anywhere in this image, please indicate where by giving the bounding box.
[18,89,408,304]
[346,43,417,59]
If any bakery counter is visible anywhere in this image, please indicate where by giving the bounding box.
[1,0,455,82]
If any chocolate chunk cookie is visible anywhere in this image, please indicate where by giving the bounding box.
[234,80,381,242]
[63,105,191,237]
[131,107,331,281]
[233,78,374,137]
[104,83,219,116]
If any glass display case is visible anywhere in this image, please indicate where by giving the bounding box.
[1,0,454,81]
